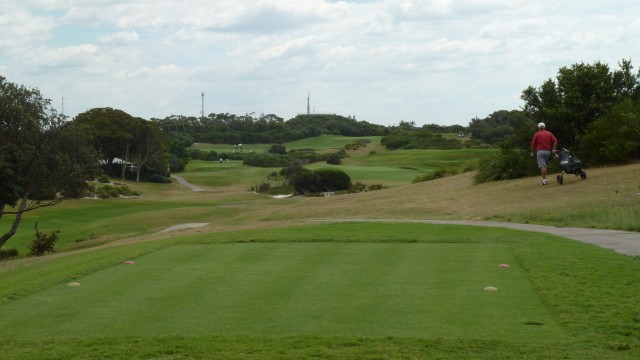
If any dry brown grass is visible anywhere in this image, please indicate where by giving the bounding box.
[143,162,640,235]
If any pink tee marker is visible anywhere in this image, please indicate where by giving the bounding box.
[498,264,510,268]
[124,260,135,265]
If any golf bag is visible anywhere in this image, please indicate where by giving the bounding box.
[556,148,586,184]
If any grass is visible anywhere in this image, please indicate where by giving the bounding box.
[1,223,639,359]
[1,135,640,358]
[185,143,490,189]
[0,242,560,340]
[284,135,383,151]
[190,135,383,154]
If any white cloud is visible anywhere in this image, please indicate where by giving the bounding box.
[0,9,56,52]
[23,44,100,69]
[100,31,140,45]
[2,1,640,125]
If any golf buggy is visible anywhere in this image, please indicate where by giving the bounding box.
[556,148,586,185]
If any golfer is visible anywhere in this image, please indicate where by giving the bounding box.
[531,122,557,185]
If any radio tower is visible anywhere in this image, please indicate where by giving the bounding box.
[201,92,205,118]
[307,92,310,114]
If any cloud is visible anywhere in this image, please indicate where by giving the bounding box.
[100,31,140,45]
[0,8,56,52]
[3,1,640,126]
[24,44,100,69]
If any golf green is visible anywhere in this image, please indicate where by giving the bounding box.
[0,243,566,341]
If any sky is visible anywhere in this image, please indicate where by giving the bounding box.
[1,1,639,127]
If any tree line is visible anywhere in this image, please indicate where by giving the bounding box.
[154,113,388,146]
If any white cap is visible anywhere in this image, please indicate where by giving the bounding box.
[538,122,545,129]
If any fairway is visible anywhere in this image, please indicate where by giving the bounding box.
[0,242,564,341]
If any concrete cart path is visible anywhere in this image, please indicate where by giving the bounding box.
[171,174,205,192]
[311,219,640,256]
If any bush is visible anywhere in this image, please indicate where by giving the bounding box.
[578,99,640,165]
[412,168,459,183]
[291,169,319,194]
[169,156,187,172]
[28,223,59,257]
[97,175,110,183]
[188,148,203,160]
[0,248,18,260]
[473,149,540,184]
[256,182,271,193]
[268,144,287,154]
[243,153,290,167]
[141,173,172,184]
[203,150,219,161]
[314,168,351,192]
[326,153,341,165]
[95,184,143,198]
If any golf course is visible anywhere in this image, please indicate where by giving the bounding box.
[1,135,639,359]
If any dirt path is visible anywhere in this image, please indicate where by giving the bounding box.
[310,218,640,256]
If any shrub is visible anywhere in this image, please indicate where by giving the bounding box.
[188,148,203,160]
[95,184,143,198]
[117,185,142,196]
[97,175,110,183]
[268,144,287,154]
[142,173,172,183]
[326,153,341,165]
[0,248,19,260]
[314,168,351,192]
[347,182,387,193]
[256,182,271,193]
[473,149,540,184]
[28,223,59,257]
[203,150,219,161]
[169,156,187,173]
[291,169,319,194]
[413,170,443,183]
[243,153,290,167]
[578,99,640,165]
[412,168,459,183]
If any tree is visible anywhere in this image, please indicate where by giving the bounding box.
[75,109,167,181]
[0,76,100,251]
[74,107,139,179]
[579,99,640,164]
[131,119,167,182]
[268,144,287,154]
[521,60,626,148]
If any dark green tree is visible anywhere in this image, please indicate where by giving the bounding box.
[268,144,287,154]
[75,109,167,181]
[0,76,99,251]
[74,107,139,179]
[579,99,640,164]
[521,60,639,149]
[131,119,167,182]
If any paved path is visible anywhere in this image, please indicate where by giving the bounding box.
[312,219,640,256]
[171,175,205,192]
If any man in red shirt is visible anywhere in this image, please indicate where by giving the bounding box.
[531,122,558,185]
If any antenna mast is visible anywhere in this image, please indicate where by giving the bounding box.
[201,92,205,118]
[307,92,310,115]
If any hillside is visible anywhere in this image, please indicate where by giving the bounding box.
[2,139,638,256]
[227,162,640,232]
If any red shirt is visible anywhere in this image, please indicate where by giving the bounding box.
[531,130,557,151]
